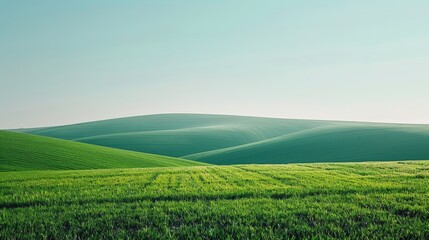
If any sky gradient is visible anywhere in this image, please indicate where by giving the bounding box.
[1,0,429,128]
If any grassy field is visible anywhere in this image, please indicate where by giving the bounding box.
[18,114,429,164]
[0,131,207,171]
[0,161,428,239]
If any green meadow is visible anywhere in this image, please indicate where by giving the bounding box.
[3,0,429,239]
[1,161,428,239]
[3,114,429,239]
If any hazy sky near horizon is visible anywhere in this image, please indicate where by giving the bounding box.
[1,0,429,128]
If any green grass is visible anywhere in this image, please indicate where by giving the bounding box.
[0,161,428,239]
[0,131,208,171]
[18,114,429,164]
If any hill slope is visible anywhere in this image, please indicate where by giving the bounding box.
[17,114,429,165]
[0,131,208,171]
[20,114,326,140]
[19,114,332,157]
[185,125,429,164]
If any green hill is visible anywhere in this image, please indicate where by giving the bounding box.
[19,114,326,140]
[185,125,429,164]
[16,114,339,157]
[17,114,429,165]
[0,131,208,171]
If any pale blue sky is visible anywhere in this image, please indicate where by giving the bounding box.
[1,0,429,128]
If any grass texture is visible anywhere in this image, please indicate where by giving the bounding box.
[0,161,428,239]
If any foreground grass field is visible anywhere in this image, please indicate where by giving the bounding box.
[0,161,428,239]
[0,131,207,171]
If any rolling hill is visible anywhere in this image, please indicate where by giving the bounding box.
[18,114,333,157]
[16,114,429,165]
[185,125,429,164]
[0,131,208,171]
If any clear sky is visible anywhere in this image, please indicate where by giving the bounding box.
[1,0,429,128]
